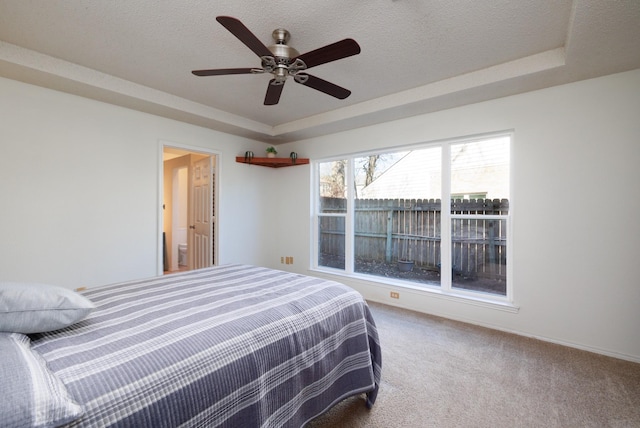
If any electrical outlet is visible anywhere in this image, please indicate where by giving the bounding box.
[390,291,400,299]
[281,256,284,264]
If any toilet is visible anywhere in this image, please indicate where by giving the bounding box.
[178,243,187,266]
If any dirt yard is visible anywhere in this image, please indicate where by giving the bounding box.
[320,255,506,295]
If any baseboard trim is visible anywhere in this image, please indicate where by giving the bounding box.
[308,269,640,364]
[369,297,640,364]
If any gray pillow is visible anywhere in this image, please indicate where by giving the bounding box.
[0,282,95,334]
[0,332,84,427]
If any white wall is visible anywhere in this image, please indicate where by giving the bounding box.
[0,77,270,288]
[271,69,640,362]
[1,70,638,362]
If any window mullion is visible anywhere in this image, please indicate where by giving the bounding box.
[345,158,355,273]
[312,163,321,270]
[441,143,452,291]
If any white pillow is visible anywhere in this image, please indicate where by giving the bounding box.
[0,332,84,427]
[0,282,95,334]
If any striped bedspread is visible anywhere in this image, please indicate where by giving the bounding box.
[30,265,381,427]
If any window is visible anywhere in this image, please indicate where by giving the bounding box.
[313,134,511,302]
[352,148,442,284]
[318,160,347,270]
[449,137,510,296]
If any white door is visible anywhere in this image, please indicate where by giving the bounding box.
[189,157,213,270]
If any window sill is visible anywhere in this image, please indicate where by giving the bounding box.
[309,267,519,313]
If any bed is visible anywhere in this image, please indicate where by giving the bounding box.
[1,264,381,427]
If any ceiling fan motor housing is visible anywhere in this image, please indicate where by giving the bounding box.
[266,28,303,84]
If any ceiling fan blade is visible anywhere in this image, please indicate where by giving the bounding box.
[296,73,351,99]
[264,79,285,105]
[295,39,361,69]
[216,16,273,58]
[192,68,257,76]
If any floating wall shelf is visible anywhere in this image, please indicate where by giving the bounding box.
[235,157,309,168]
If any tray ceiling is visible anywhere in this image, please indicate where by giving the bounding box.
[1,0,639,143]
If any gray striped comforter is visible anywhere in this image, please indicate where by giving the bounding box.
[31,265,381,427]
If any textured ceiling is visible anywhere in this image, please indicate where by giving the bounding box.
[1,0,639,143]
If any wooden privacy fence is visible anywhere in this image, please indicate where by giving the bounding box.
[319,197,509,279]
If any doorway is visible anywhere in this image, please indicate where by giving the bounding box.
[161,145,218,274]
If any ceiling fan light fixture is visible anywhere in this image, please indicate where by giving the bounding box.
[273,66,288,84]
[192,16,360,105]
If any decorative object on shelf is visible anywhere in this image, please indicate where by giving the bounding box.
[266,146,278,158]
[290,152,298,164]
[244,151,254,162]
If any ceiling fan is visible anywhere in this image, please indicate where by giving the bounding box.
[192,16,361,105]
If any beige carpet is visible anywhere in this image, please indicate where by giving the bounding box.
[308,302,640,427]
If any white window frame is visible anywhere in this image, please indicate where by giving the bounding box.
[311,133,514,307]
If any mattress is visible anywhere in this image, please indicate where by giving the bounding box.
[30,264,381,427]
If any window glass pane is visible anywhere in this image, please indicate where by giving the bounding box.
[451,218,507,295]
[352,148,441,285]
[451,137,510,213]
[318,216,345,270]
[319,160,347,213]
[313,134,511,303]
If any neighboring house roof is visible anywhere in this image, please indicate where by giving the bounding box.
[359,149,441,200]
[359,136,509,200]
